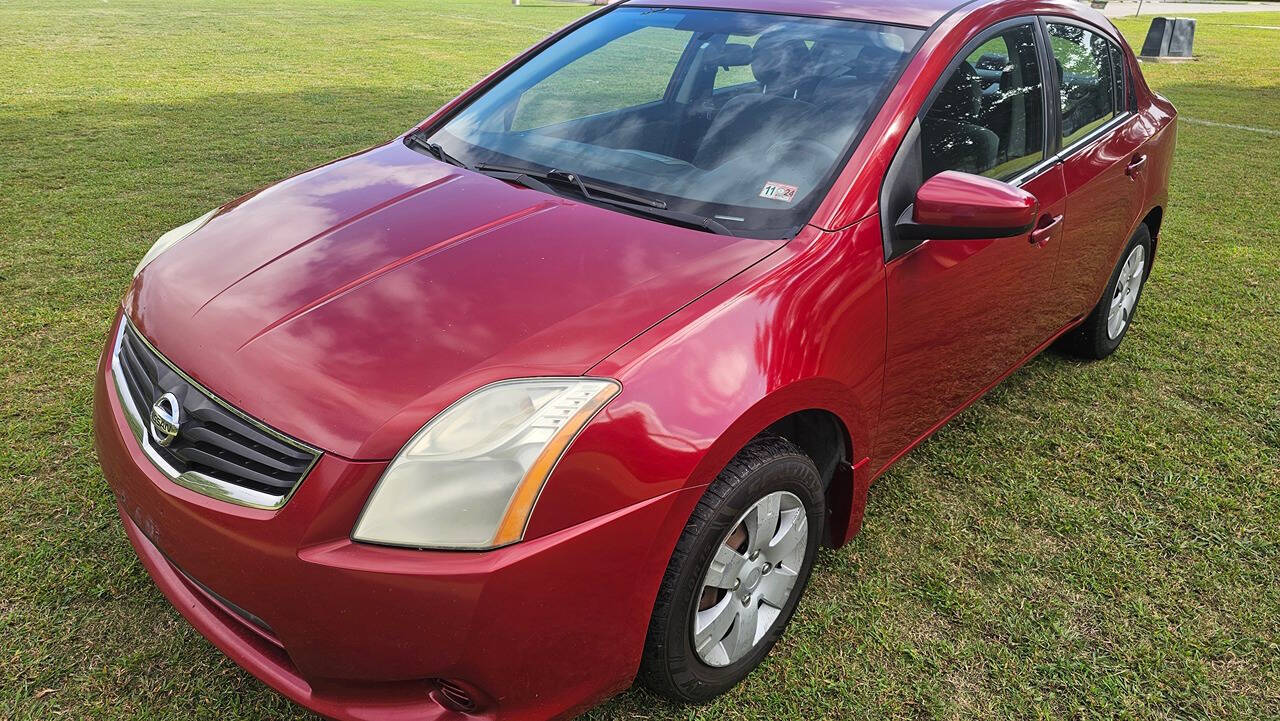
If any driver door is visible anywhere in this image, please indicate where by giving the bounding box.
[873,20,1067,468]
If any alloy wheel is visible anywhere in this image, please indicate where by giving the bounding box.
[1107,244,1146,339]
[692,491,809,667]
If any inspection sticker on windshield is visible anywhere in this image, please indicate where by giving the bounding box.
[759,181,798,203]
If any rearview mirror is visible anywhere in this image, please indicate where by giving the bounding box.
[895,170,1039,241]
[713,43,752,69]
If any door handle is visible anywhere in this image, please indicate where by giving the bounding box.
[1125,154,1148,177]
[1030,214,1063,248]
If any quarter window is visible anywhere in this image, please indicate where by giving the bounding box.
[1109,43,1127,113]
[921,24,1045,181]
[1047,23,1117,145]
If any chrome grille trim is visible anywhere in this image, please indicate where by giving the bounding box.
[110,318,321,510]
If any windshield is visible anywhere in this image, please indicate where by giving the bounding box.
[426,7,924,238]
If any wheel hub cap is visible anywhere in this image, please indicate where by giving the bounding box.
[692,490,808,667]
[1107,244,1146,340]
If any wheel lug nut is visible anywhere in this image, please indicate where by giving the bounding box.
[731,579,740,590]
[762,563,771,574]
[749,551,759,561]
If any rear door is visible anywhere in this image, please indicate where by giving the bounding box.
[873,19,1067,467]
[1044,19,1150,321]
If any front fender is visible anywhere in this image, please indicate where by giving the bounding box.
[525,219,889,545]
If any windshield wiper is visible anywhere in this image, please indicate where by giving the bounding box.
[405,131,473,171]
[474,163,733,236]
[478,163,665,208]
[403,138,728,234]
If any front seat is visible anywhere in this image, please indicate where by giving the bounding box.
[920,61,1000,178]
[693,30,815,169]
[805,44,907,142]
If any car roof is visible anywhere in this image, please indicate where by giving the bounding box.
[622,0,979,29]
[621,0,1112,33]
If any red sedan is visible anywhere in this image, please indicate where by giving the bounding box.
[94,0,1175,718]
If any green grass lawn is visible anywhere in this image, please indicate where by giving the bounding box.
[1,2,1277,719]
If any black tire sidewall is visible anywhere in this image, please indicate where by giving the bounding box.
[654,443,824,701]
[1077,224,1153,358]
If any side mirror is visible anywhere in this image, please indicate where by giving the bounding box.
[895,170,1039,241]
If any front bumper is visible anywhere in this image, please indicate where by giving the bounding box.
[93,314,693,721]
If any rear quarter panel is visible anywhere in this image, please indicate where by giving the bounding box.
[1140,86,1177,232]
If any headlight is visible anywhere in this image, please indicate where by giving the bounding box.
[133,209,218,277]
[352,378,621,550]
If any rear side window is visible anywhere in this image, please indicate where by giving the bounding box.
[1047,22,1117,145]
[920,23,1045,181]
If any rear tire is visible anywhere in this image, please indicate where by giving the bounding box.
[638,436,824,703]
[1061,224,1152,360]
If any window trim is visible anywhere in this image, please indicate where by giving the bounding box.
[1109,41,1128,113]
[996,17,1065,185]
[1037,15,1134,163]
[915,15,1054,185]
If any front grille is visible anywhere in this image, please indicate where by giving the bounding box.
[112,320,320,508]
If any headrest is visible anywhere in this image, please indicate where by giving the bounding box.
[808,40,860,78]
[713,43,752,68]
[931,61,982,120]
[751,29,810,93]
[975,52,1010,72]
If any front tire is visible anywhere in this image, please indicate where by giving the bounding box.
[638,436,824,703]
[1061,224,1152,359]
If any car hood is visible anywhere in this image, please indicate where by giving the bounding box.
[126,140,779,459]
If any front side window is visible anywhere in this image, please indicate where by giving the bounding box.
[1047,22,1117,145]
[920,23,1045,181]
[428,8,923,238]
